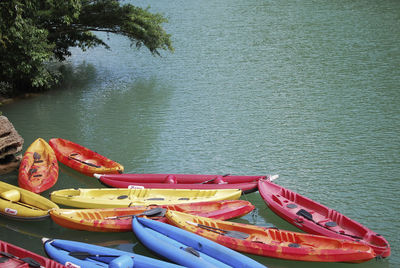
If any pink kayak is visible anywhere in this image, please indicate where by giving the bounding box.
[0,239,65,267]
[258,178,390,258]
[95,173,266,194]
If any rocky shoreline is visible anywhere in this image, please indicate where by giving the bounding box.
[0,116,24,174]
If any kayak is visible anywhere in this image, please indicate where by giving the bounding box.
[132,217,266,268]
[0,239,65,268]
[0,181,59,220]
[165,210,376,263]
[48,138,124,176]
[49,200,254,232]
[50,188,242,208]
[95,173,265,194]
[18,138,59,193]
[258,178,391,258]
[42,238,182,268]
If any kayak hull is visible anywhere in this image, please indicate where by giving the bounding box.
[18,138,59,193]
[48,138,123,176]
[258,179,391,258]
[50,200,254,232]
[50,188,242,208]
[43,238,182,268]
[97,173,264,194]
[165,210,376,263]
[132,217,266,268]
[0,181,58,220]
[0,239,65,268]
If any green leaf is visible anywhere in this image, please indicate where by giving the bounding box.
[0,0,173,94]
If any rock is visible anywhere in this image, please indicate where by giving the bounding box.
[0,116,24,174]
[0,155,22,174]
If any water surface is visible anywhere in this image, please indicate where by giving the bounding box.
[1,0,399,267]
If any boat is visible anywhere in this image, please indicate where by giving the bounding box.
[165,210,376,263]
[132,217,266,268]
[0,181,59,220]
[0,239,65,268]
[18,138,59,193]
[258,178,391,258]
[50,188,242,208]
[49,200,254,232]
[48,138,124,176]
[95,173,265,194]
[42,238,182,268]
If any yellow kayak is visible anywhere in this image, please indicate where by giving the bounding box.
[0,181,59,219]
[50,188,242,208]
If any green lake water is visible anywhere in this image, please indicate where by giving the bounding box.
[1,0,399,267]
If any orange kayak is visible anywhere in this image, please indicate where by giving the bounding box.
[50,200,254,232]
[18,138,59,193]
[48,138,124,176]
[165,210,376,263]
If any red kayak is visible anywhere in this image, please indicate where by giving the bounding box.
[0,239,65,267]
[258,178,390,258]
[95,173,265,194]
[48,138,124,176]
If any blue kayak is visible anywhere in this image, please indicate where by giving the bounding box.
[132,217,267,268]
[42,238,183,268]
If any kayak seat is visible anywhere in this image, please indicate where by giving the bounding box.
[0,255,28,267]
[0,189,21,202]
[213,176,228,184]
[28,168,38,175]
[325,221,338,227]
[164,175,177,184]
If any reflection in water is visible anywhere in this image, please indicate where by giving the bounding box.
[72,76,174,173]
[58,62,98,91]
